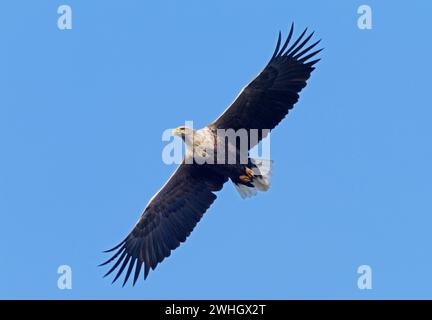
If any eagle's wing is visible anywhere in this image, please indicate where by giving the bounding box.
[100,162,228,286]
[209,24,322,148]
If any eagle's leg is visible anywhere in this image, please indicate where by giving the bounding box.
[239,167,254,182]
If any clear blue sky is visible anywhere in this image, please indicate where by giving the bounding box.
[1,0,432,299]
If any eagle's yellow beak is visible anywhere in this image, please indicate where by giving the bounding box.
[172,127,181,136]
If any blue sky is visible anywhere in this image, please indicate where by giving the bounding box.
[1,0,432,299]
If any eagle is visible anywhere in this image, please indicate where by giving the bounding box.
[101,24,322,286]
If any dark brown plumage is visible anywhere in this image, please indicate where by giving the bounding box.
[211,25,321,146]
[100,162,227,285]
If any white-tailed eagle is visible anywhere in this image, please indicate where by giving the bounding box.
[101,24,322,286]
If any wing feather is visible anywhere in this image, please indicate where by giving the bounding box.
[210,25,322,147]
[101,163,228,285]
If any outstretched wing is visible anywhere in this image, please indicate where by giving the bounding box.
[210,24,322,147]
[100,163,228,286]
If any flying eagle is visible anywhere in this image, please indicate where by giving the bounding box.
[101,24,322,286]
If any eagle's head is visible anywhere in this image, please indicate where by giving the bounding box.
[172,126,194,141]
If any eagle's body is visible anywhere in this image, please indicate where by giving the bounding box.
[101,24,322,286]
[177,125,269,196]
[173,127,270,191]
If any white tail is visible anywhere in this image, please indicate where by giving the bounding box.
[251,158,272,191]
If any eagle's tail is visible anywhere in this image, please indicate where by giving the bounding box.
[234,159,273,199]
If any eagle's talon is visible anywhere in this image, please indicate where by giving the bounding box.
[245,167,254,179]
[240,175,251,182]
